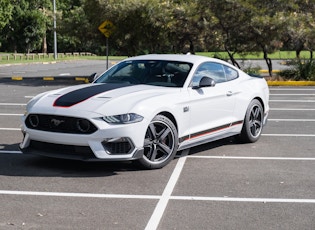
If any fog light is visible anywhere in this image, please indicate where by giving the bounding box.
[29,115,39,128]
[76,119,91,133]
[102,137,134,155]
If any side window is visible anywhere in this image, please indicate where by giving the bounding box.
[191,62,226,87]
[224,65,239,81]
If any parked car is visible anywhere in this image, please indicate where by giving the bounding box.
[20,54,269,169]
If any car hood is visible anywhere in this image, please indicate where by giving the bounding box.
[27,83,180,116]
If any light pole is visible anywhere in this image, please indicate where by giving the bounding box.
[53,0,57,59]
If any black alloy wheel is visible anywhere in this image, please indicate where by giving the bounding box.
[239,99,264,143]
[138,114,178,169]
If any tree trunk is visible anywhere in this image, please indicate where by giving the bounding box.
[189,40,195,54]
[224,44,240,69]
[262,45,273,77]
[42,32,47,53]
[295,39,304,59]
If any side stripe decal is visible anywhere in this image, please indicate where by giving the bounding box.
[179,120,243,143]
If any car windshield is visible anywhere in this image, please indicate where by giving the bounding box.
[95,60,193,87]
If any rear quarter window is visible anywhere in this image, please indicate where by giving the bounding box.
[224,65,239,81]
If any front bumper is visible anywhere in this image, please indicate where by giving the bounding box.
[19,117,148,161]
[20,138,144,161]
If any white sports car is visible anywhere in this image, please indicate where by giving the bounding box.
[20,54,269,169]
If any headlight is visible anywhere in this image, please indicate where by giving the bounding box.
[102,113,143,124]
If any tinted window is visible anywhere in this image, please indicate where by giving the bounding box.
[95,60,193,87]
[191,62,239,87]
[192,62,226,87]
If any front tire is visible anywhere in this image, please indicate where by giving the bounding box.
[239,99,264,143]
[137,115,178,169]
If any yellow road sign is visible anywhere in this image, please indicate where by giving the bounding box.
[98,20,115,38]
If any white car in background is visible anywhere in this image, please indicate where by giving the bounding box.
[20,54,269,169]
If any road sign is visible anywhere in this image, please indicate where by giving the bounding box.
[98,20,115,38]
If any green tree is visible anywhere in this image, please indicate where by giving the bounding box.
[88,0,168,56]
[166,1,202,54]
[1,0,48,53]
[248,1,290,76]
[0,0,13,30]
[0,0,13,48]
[198,0,256,68]
[282,0,315,59]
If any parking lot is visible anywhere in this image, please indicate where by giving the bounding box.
[0,80,314,229]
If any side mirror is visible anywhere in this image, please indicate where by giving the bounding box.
[193,77,216,89]
[88,73,98,83]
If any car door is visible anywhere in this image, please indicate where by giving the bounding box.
[187,62,239,139]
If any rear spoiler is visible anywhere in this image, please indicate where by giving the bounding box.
[248,73,263,79]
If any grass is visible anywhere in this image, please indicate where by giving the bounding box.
[196,51,311,59]
[0,53,126,64]
[0,51,312,65]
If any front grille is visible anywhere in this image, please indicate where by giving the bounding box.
[25,114,97,134]
[29,140,96,159]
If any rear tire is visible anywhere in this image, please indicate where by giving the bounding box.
[137,115,178,169]
[239,99,264,143]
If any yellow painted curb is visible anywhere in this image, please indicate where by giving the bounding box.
[43,77,54,81]
[260,69,280,73]
[11,76,23,81]
[267,81,315,86]
[75,77,87,81]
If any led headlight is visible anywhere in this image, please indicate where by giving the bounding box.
[102,113,143,124]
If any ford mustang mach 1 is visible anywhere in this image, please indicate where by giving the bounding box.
[20,54,269,169]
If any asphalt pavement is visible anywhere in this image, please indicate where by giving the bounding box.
[0,59,287,80]
[0,60,116,79]
[0,78,314,229]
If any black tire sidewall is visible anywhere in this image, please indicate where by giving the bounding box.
[240,99,263,143]
[138,114,178,169]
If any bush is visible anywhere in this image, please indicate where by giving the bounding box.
[279,59,315,81]
[243,65,261,76]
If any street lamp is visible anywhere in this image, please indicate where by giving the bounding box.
[53,0,57,59]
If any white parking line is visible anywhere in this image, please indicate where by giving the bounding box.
[171,196,315,203]
[270,100,315,102]
[262,134,315,137]
[0,150,22,154]
[0,128,20,131]
[0,190,159,199]
[0,190,314,204]
[268,119,315,121]
[145,156,187,230]
[188,156,315,161]
[0,103,26,106]
[0,113,22,116]
[271,92,315,95]
[271,108,315,111]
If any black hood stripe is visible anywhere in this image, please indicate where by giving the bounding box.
[54,83,131,107]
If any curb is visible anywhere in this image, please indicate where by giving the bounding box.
[2,76,90,83]
[266,81,315,86]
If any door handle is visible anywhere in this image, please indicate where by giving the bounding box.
[226,91,233,96]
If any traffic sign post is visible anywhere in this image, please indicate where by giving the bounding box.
[98,20,115,38]
[98,20,115,69]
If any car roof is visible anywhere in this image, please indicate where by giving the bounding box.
[124,54,227,65]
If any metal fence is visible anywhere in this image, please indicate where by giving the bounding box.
[0,52,95,61]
